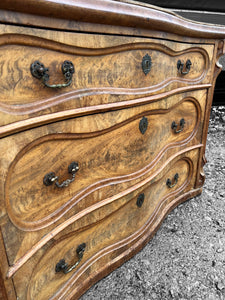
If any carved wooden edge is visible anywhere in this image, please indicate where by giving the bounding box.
[0,0,225,39]
[27,155,193,298]
[0,10,219,44]
[0,227,16,299]
[0,84,211,139]
[0,34,210,58]
[38,187,201,300]
[6,144,202,279]
[71,188,202,300]
[195,40,225,189]
[5,97,202,231]
[0,35,209,114]
[205,40,225,141]
[28,157,194,300]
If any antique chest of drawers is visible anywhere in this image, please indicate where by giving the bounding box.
[0,0,225,299]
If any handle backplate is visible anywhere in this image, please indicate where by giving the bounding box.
[43,161,79,188]
[177,59,192,75]
[31,60,74,88]
[55,243,86,274]
[171,118,185,133]
[166,173,179,188]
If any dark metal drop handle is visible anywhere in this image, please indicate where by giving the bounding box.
[55,243,86,274]
[30,60,74,88]
[177,59,192,75]
[171,118,185,133]
[166,173,179,188]
[43,161,79,188]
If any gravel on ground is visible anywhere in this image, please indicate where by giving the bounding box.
[81,106,225,300]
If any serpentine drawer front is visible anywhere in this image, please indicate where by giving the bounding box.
[0,1,224,299]
[12,149,198,300]
[0,30,214,135]
[4,92,203,232]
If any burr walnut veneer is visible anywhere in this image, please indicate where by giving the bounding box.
[0,1,225,299]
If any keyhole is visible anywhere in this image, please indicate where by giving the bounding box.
[142,54,152,75]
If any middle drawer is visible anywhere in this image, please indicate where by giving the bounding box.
[4,90,205,232]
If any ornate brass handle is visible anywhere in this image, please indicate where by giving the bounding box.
[30,60,74,88]
[171,118,185,133]
[43,161,79,188]
[166,173,179,188]
[177,59,192,75]
[55,243,86,274]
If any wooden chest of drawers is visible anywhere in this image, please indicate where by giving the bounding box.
[0,1,224,299]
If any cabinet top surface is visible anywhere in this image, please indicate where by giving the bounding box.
[0,0,225,39]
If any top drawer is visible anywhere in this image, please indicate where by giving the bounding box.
[0,29,214,134]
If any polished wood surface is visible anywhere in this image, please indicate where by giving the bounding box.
[0,29,213,134]
[0,0,225,39]
[5,98,201,231]
[1,89,205,268]
[0,1,224,299]
[12,148,199,299]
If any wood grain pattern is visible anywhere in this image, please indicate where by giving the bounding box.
[11,148,198,299]
[195,40,225,189]
[0,227,16,300]
[0,1,223,299]
[0,9,222,45]
[0,89,206,270]
[5,97,201,231]
[0,36,210,106]
[0,34,211,130]
[65,188,203,300]
[7,145,202,280]
[0,84,211,138]
[0,0,225,39]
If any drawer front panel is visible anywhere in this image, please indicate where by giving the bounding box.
[1,43,208,105]
[0,33,213,132]
[5,97,201,231]
[12,148,198,300]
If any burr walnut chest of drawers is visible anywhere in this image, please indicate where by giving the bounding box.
[0,1,225,299]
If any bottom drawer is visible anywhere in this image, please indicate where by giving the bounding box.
[13,147,201,300]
